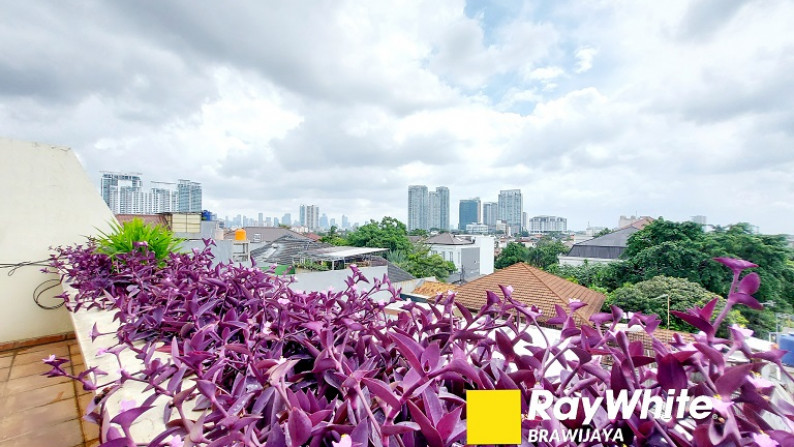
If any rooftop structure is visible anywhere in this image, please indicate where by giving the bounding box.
[560,217,654,265]
[444,262,606,326]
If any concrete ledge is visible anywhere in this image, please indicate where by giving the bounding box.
[67,285,183,443]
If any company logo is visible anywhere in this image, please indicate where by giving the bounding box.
[467,389,714,444]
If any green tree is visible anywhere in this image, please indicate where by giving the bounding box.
[400,245,456,280]
[345,217,411,252]
[547,261,613,288]
[319,225,347,246]
[623,219,705,258]
[526,237,569,269]
[594,227,612,238]
[408,229,428,237]
[607,276,740,332]
[609,219,794,335]
[495,242,530,269]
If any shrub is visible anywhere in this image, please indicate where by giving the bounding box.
[44,245,794,447]
[96,218,183,262]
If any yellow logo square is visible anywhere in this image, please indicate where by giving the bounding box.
[466,389,522,444]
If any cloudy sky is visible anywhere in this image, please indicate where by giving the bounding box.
[2,1,793,233]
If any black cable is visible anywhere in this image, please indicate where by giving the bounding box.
[1,260,65,310]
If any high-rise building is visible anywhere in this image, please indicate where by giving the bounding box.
[428,190,440,230]
[258,213,264,226]
[498,189,523,233]
[282,213,292,227]
[341,215,349,229]
[300,205,320,231]
[408,185,448,231]
[148,182,178,214]
[529,215,568,233]
[483,202,498,229]
[177,179,202,212]
[459,198,481,231]
[436,186,450,231]
[319,213,329,230]
[100,171,144,214]
[407,185,429,231]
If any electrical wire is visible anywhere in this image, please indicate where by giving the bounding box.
[1,260,65,310]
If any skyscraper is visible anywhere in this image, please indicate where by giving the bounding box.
[407,185,429,231]
[498,189,523,233]
[436,186,450,231]
[428,190,440,230]
[529,215,568,233]
[177,179,202,212]
[459,198,481,231]
[282,213,292,226]
[100,171,144,214]
[148,182,178,214]
[483,202,498,229]
[300,205,320,231]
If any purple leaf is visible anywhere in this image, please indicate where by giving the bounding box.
[406,400,444,447]
[381,422,420,435]
[713,257,758,274]
[361,378,401,409]
[437,405,463,442]
[109,405,154,428]
[670,310,714,335]
[287,408,312,447]
[715,364,753,396]
[656,354,687,391]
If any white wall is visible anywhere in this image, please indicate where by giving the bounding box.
[473,236,495,275]
[292,266,393,302]
[558,256,613,267]
[0,138,116,344]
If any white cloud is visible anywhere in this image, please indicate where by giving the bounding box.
[574,47,597,73]
[0,0,793,232]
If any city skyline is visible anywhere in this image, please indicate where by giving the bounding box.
[2,2,793,233]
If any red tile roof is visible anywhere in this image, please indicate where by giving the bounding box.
[446,263,606,326]
[411,281,458,298]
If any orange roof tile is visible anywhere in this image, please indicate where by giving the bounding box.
[448,263,606,326]
[411,281,458,298]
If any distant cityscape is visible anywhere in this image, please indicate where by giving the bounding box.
[100,171,202,214]
[408,185,563,236]
[98,171,761,238]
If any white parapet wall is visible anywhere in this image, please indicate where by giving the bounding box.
[0,137,116,345]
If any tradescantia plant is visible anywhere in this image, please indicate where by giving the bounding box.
[44,241,794,447]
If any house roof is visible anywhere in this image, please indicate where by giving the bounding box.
[386,263,416,283]
[446,263,606,326]
[425,233,474,245]
[115,214,169,228]
[306,246,388,260]
[243,227,311,244]
[566,226,639,259]
[250,236,328,265]
[412,281,459,297]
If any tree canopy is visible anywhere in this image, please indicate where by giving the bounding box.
[345,217,412,252]
[344,217,455,281]
[561,219,794,335]
[495,237,568,270]
[606,276,746,333]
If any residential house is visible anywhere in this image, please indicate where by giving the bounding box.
[559,217,653,266]
[424,233,495,282]
[443,262,606,326]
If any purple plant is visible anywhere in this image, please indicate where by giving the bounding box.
[44,243,794,446]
